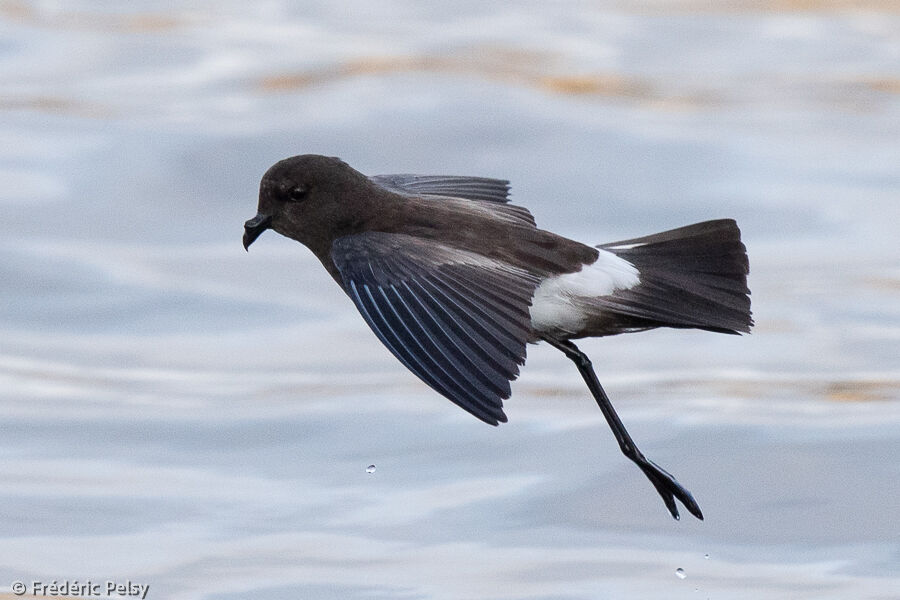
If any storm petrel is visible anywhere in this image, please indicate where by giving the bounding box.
[244,154,752,520]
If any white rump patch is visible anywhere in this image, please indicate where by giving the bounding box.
[530,249,640,336]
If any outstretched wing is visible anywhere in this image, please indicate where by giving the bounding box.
[331,232,541,425]
[370,174,511,204]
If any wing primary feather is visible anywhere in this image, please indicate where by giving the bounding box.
[370,174,511,204]
[349,281,425,379]
[332,233,541,425]
[438,265,535,318]
[430,275,530,361]
[381,285,504,422]
[410,277,520,377]
[436,269,534,338]
[424,274,526,361]
[368,285,468,401]
[354,282,466,406]
[395,282,511,398]
[373,287,500,420]
[386,253,530,356]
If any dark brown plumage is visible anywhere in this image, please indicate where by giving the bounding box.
[243,154,753,521]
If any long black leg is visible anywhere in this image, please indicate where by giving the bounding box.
[545,338,703,521]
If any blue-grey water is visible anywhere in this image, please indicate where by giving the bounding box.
[2,2,899,599]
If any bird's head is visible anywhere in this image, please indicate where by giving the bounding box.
[243,154,377,252]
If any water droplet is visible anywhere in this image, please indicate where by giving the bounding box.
[366,464,376,474]
[675,568,687,579]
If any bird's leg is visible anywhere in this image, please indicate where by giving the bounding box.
[544,338,703,521]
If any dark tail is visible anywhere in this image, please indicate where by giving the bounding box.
[597,219,752,334]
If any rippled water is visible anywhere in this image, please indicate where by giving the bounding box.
[2,2,899,599]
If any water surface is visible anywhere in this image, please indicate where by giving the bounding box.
[1,2,899,599]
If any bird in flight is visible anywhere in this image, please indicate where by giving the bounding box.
[244,154,752,521]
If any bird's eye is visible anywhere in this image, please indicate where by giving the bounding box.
[287,184,309,202]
